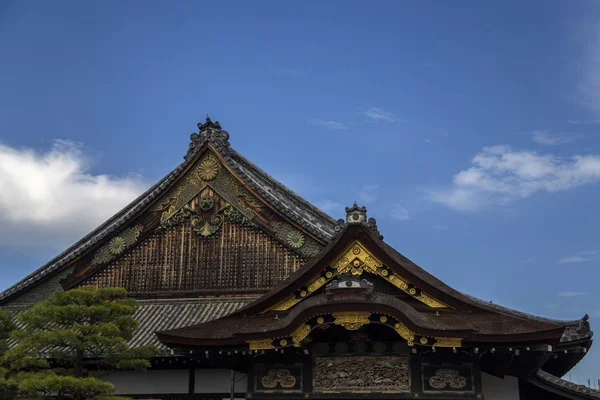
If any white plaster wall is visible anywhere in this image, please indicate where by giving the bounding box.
[195,369,247,393]
[102,369,189,394]
[482,373,520,400]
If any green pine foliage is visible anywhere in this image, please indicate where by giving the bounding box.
[3,287,156,400]
[0,307,15,397]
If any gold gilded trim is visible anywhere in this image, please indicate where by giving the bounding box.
[269,240,449,311]
[415,292,447,309]
[248,339,275,350]
[271,295,301,311]
[307,276,327,293]
[335,241,382,274]
[291,324,311,346]
[432,337,462,348]
[394,322,416,345]
[247,312,461,350]
[332,311,371,331]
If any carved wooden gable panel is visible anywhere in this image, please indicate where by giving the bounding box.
[78,190,309,295]
[73,150,324,296]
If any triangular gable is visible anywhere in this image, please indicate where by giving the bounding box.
[231,222,473,318]
[269,239,449,311]
[1,118,337,304]
[64,146,329,293]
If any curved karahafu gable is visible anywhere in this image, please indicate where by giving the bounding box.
[0,118,337,305]
[156,205,593,377]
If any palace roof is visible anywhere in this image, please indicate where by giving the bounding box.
[0,117,594,394]
[0,118,337,303]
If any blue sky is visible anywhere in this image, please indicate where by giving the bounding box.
[1,0,600,383]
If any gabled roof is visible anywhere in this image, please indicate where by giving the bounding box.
[0,118,337,304]
[157,214,592,375]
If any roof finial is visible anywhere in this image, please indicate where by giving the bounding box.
[186,116,230,161]
[345,202,367,224]
[335,202,383,240]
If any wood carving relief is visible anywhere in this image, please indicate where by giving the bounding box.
[422,365,474,393]
[314,356,409,393]
[429,369,467,389]
[91,224,143,266]
[261,369,296,389]
[255,364,302,392]
[154,151,323,257]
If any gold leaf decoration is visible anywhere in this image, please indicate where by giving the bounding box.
[291,324,311,346]
[332,311,371,331]
[197,154,221,181]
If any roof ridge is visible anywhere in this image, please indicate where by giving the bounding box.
[536,370,600,399]
[229,148,337,225]
[459,291,583,325]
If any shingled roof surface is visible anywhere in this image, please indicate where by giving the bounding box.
[534,370,600,399]
[5,297,256,353]
[0,119,337,303]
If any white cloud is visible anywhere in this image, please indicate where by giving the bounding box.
[431,145,600,211]
[352,184,379,204]
[0,140,146,249]
[362,107,404,123]
[558,256,593,264]
[307,119,347,130]
[558,292,588,297]
[530,130,576,145]
[390,203,410,221]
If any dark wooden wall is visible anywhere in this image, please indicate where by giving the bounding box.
[79,219,307,296]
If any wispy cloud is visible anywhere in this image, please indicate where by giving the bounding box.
[390,203,410,221]
[307,119,347,130]
[577,22,600,115]
[530,130,576,145]
[316,199,344,215]
[558,255,594,264]
[558,292,588,297]
[362,107,405,123]
[567,119,600,124]
[0,140,146,249]
[352,184,379,204]
[430,145,600,211]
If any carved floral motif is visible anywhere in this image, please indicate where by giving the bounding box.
[314,356,409,393]
[332,311,372,331]
[429,369,467,390]
[261,369,297,389]
[197,154,221,181]
[91,224,143,266]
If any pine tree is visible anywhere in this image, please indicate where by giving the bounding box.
[4,287,155,400]
[0,307,15,398]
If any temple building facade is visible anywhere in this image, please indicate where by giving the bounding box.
[0,118,596,399]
